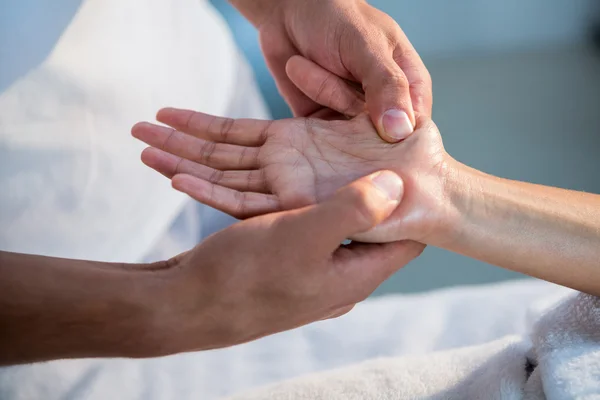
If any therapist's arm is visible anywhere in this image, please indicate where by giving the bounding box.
[0,251,160,365]
[0,172,423,366]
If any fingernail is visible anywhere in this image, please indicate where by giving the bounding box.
[382,109,414,140]
[371,171,403,202]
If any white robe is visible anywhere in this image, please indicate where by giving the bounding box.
[0,0,267,263]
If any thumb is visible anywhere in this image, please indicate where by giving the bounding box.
[283,171,404,254]
[360,58,415,143]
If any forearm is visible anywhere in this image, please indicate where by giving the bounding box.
[440,160,600,295]
[0,251,165,365]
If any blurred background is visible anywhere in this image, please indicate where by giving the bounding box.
[210,0,600,295]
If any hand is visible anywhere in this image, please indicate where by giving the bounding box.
[131,106,453,245]
[150,172,424,354]
[231,0,432,142]
[0,173,425,364]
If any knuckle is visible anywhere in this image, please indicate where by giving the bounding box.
[314,74,334,105]
[422,70,433,88]
[248,169,263,191]
[232,191,248,218]
[208,168,224,184]
[380,71,410,90]
[199,140,217,164]
[173,158,184,176]
[184,111,197,132]
[162,128,178,150]
[238,146,249,166]
[220,117,235,142]
[383,26,404,49]
[342,95,365,116]
[412,72,433,93]
[346,186,377,228]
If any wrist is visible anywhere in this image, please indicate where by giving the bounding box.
[426,157,481,249]
[73,264,175,359]
[139,253,235,356]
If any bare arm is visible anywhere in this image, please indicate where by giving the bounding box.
[0,251,159,365]
[133,104,600,296]
[0,172,422,366]
[439,161,600,296]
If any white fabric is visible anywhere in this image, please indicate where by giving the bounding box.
[142,50,271,263]
[0,0,239,263]
[229,284,600,400]
[0,279,574,399]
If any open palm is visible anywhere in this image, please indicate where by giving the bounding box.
[132,109,449,243]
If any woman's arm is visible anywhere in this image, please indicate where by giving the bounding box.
[439,160,600,296]
[133,105,600,296]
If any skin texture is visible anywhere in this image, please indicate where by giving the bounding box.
[132,110,450,244]
[0,173,425,365]
[230,0,432,142]
[132,59,600,297]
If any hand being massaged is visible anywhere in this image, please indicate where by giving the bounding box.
[134,58,600,300]
[132,87,449,246]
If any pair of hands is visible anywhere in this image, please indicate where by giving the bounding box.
[134,0,443,353]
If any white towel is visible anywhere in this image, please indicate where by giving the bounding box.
[227,291,600,399]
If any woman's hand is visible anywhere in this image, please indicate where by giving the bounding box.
[133,64,600,296]
[284,58,600,297]
[132,108,453,245]
[230,0,432,142]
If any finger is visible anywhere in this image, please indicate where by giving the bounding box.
[172,174,280,219]
[286,56,365,118]
[333,240,426,304]
[260,33,321,117]
[141,148,269,193]
[140,147,181,179]
[393,44,433,118]
[155,108,271,147]
[132,122,260,170]
[279,170,404,255]
[362,57,415,143]
[346,37,415,142]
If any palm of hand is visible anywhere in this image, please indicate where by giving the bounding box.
[132,109,448,243]
[262,116,425,205]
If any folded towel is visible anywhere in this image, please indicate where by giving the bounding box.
[228,291,600,400]
[526,293,600,399]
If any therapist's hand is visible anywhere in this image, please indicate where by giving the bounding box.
[151,171,424,355]
[0,171,423,365]
[230,0,432,142]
